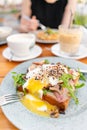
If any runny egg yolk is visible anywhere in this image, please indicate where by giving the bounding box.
[21,78,57,117]
[21,94,57,117]
[26,78,48,94]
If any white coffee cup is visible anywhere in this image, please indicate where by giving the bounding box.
[7,33,36,57]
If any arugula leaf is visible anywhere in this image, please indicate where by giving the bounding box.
[43,89,48,95]
[23,88,28,95]
[59,73,79,104]
[60,73,73,81]
[43,89,51,95]
[45,28,56,35]
[44,59,50,64]
[12,72,17,74]
[12,72,26,87]
[78,69,86,81]
[75,83,85,89]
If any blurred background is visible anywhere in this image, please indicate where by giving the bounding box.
[0,0,87,30]
[0,0,22,31]
[74,0,87,27]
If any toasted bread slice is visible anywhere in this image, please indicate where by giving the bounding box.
[43,92,70,112]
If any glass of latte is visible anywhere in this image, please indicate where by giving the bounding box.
[59,25,82,56]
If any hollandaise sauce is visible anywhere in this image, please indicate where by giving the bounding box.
[21,78,57,117]
[21,94,56,117]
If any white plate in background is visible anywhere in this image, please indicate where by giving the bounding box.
[51,44,87,59]
[35,29,59,44]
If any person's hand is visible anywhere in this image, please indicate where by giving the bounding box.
[20,15,39,32]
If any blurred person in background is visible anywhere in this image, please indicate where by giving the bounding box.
[20,0,77,32]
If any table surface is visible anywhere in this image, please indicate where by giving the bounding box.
[0,43,87,130]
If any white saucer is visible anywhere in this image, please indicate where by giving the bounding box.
[2,45,42,62]
[0,40,7,45]
[51,44,87,59]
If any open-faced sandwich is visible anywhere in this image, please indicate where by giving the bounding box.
[12,59,85,118]
[37,28,59,41]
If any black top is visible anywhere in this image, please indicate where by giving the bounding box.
[31,0,67,28]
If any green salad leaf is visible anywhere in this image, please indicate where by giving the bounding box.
[45,28,56,35]
[44,59,50,64]
[75,83,85,89]
[12,72,26,87]
[43,89,51,95]
[78,69,86,81]
[59,73,79,104]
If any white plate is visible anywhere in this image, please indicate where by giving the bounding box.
[51,44,87,59]
[35,29,59,44]
[0,57,87,130]
[2,45,42,62]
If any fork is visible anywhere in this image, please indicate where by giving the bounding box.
[39,23,46,30]
[0,93,24,106]
[22,15,46,30]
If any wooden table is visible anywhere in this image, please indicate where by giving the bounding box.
[0,43,87,130]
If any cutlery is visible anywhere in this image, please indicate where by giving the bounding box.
[22,15,46,30]
[0,93,24,106]
[39,23,46,30]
